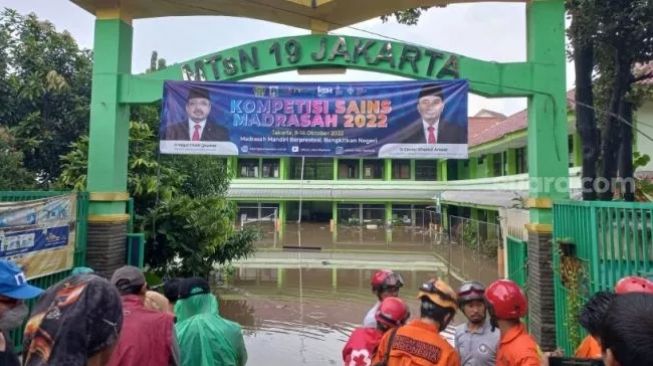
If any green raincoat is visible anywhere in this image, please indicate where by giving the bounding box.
[175,293,248,366]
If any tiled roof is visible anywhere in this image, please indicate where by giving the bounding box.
[468,89,577,147]
[469,111,527,147]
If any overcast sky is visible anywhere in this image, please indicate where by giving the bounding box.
[2,0,575,116]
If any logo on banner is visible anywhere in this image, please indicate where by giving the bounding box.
[241,145,249,153]
[269,86,279,97]
[291,146,299,153]
[253,86,266,97]
[335,147,344,155]
[317,86,334,97]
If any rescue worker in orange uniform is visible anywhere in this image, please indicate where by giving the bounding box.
[372,278,460,366]
[575,291,615,358]
[485,279,541,366]
[575,276,653,359]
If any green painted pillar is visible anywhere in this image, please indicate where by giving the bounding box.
[332,201,338,243]
[280,157,290,180]
[441,205,449,232]
[85,16,133,276]
[485,154,495,177]
[87,18,132,214]
[506,149,518,175]
[469,158,478,179]
[333,158,339,181]
[526,0,569,223]
[385,202,393,244]
[277,268,285,289]
[332,268,338,291]
[526,0,567,351]
[384,159,392,181]
[471,208,479,221]
[438,160,448,181]
[410,160,416,180]
[278,201,287,243]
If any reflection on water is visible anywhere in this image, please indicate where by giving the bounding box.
[219,248,499,365]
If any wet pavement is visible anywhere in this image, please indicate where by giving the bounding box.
[217,230,500,365]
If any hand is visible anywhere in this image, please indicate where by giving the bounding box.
[540,348,564,366]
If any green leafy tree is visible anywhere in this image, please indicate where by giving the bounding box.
[384,3,653,201]
[0,9,92,185]
[0,128,34,189]
[59,111,256,278]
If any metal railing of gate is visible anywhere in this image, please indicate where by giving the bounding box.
[553,199,653,354]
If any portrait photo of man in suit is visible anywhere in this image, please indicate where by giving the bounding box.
[402,84,467,144]
[163,86,229,141]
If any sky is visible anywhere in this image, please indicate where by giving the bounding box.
[2,0,576,116]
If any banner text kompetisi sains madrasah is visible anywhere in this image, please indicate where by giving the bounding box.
[159,80,468,159]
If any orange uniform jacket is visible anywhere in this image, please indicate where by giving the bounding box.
[372,319,460,366]
[495,323,541,366]
[574,335,602,359]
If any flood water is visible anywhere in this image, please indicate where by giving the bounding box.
[218,222,500,365]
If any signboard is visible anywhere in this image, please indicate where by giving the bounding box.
[0,195,77,279]
[160,80,468,159]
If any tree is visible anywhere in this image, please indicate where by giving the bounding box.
[0,9,92,185]
[59,112,257,278]
[384,2,653,201]
[0,128,34,189]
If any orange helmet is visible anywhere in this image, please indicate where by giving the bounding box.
[614,276,653,294]
[417,278,458,311]
[485,279,528,320]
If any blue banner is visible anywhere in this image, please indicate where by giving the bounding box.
[160,80,468,158]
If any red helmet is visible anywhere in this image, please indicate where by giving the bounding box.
[614,276,653,294]
[375,297,410,328]
[485,279,527,320]
[371,270,404,292]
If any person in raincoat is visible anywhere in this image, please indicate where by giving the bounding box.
[174,277,247,366]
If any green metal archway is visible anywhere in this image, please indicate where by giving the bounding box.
[83,0,567,349]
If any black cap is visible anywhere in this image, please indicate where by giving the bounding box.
[178,277,210,300]
[417,84,444,100]
[163,278,182,303]
[187,86,210,101]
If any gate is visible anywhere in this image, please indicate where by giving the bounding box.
[553,200,653,354]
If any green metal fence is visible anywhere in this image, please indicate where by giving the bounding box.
[0,191,89,353]
[553,200,653,354]
[507,235,528,288]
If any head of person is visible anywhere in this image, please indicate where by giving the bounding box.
[614,276,653,294]
[417,278,458,331]
[599,293,653,366]
[578,291,616,339]
[485,279,527,329]
[457,280,487,325]
[144,290,173,313]
[71,266,94,276]
[163,277,182,305]
[416,84,445,125]
[371,270,404,301]
[174,277,215,322]
[0,259,43,331]
[111,265,147,297]
[375,297,410,332]
[186,87,211,123]
[22,274,123,366]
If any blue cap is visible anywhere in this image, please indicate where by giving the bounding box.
[0,260,44,299]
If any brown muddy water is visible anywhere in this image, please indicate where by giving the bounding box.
[217,226,500,366]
